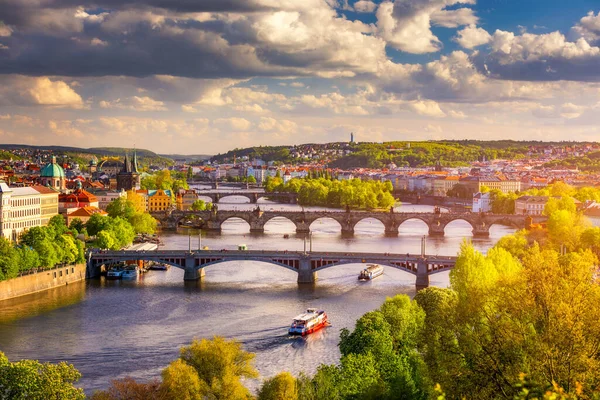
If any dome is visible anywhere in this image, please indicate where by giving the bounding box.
[40,157,65,178]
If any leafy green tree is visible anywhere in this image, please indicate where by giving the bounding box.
[96,230,116,250]
[187,166,194,180]
[0,351,85,400]
[0,237,18,280]
[160,359,207,400]
[48,215,68,236]
[190,199,208,211]
[69,218,85,235]
[16,246,40,273]
[129,212,157,234]
[258,372,297,400]
[247,175,257,184]
[179,336,258,400]
[106,197,137,220]
[86,213,112,237]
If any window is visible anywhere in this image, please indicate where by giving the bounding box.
[59,270,63,277]
[53,272,57,278]
[66,268,69,275]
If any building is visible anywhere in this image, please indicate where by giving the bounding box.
[472,192,492,213]
[67,206,108,226]
[176,190,199,211]
[95,190,127,210]
[432,176,459,197]
[515,196,549,216]
[460,176,521,196]
[59,188,99,214]
[0,182,42,241]
[147,189,173,212]
[116,152,140,191]
[39,156,66,191]
[98,159,124,177]
[30,185,59,226]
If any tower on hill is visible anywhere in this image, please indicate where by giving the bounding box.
[350,132,354,143]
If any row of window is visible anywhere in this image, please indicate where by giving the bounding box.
[11,208,40,218]
[12,219,41,230]
[53,267,76,279]
[11,197,40,207]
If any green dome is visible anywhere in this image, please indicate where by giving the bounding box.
[40,158,65,178]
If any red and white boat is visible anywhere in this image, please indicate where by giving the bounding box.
[289,308,328,336]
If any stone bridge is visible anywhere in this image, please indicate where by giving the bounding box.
[151,209,545,237]
[195,190,297,204]
[88,249,458,288]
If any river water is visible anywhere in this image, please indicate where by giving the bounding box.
[0,198,516,394]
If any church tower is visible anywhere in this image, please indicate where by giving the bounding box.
[117,151,140,191]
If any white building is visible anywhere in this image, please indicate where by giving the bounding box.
[472,192,492,213]
[0,182,43,242]
[96,190,127,210]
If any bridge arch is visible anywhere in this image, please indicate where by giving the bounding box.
[220,216,252,232]
[216,193,253,203]
[262,215,298,232]
[196,258,299,273]
[353,217,386,235]
[442,218,475,236]
[310,260,419,275]
[308,217,343,233]
[397,217,430,234]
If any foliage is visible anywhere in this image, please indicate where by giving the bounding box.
[179,336,259,400]
[258,372,297,400]
[160,359,207,400]
[190,199,212,211]
[105,197,157,234]
[86,214,136,250]
[266,177,395,210]
[89,377,162,400]
[141,170,186,194]
[0,351,85,400]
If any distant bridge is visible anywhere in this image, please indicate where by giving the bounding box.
[194,190,297,204]
[88,249,458,288]
[151,209,545,237]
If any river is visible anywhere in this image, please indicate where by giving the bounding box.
[0,199,516,394]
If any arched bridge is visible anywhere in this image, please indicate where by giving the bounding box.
[195,190,297,204]
[152,209,546,237]
[88,249,458,289]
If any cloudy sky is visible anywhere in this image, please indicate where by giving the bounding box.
[1,0,600,154]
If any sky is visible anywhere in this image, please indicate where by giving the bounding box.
[1,0,600,154]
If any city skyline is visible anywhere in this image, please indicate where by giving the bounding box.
[1,0,600,154]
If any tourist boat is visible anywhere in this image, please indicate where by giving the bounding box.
[121,267,139,279]
[358,264,384,281]
[149,263,169,271]
[106,267,124,279]
[289,308,329,336]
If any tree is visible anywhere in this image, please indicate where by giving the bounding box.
[106,198,137,220]
[0,351,86,400]
[69,218,86,235]
[190,199,208,211]
[179,336,258,400]
[247,175,257,184]
[258,372,297,400]
[187,166,194,180]
[160,359,207,400]
[96,230,116,250]
[0,237,18,280]
[129,213,157,234]
[90,377,162,400]
[48,215,68,236]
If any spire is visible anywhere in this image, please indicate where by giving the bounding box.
[123,152,132,173]
[132,148,139,174]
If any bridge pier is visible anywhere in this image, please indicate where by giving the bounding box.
[298,258,318,284]
[341,227,354,237]
[205,220,222,232]
[296,222,310,235]
[184,255,205,281]
[384,225,399,236]
[415,259,429,290]
[428,223,445,236]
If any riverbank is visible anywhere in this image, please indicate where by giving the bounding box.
[0,263,86,301]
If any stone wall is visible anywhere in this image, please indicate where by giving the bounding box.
[0,264,86,301]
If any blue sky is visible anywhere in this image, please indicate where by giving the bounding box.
[0,0,599,153]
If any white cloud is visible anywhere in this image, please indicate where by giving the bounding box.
[454,25,491,49]
[0,22,12,37]
[99,96,167,111]
[213,117,252,131]
[408,100,446,117]
[0,76,84,108]
[376,0,476,54]
[353,1,377,13]
[91,37,108,46]
[570,11,600,42]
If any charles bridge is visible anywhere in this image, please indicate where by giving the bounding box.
[150,208,546,237]
[88,249,457,288]
[194,190,297,204]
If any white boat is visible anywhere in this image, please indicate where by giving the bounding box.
[121,268,139,279]
[358,264,384,281]
[289,308,329,336]
[106,268,123,279]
